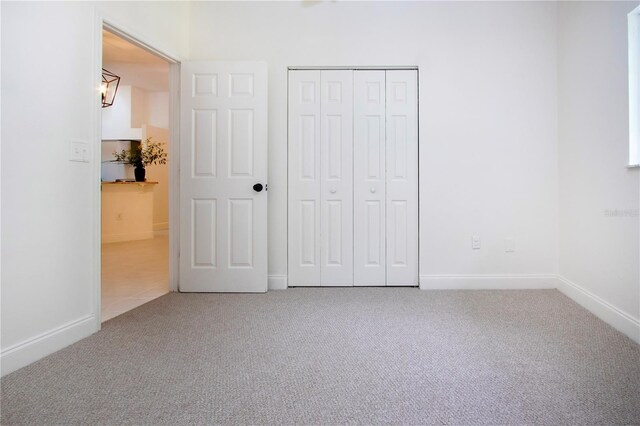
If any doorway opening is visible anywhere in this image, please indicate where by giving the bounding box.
[100,28,172,321]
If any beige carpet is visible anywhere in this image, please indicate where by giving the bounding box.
[1,288,639,425]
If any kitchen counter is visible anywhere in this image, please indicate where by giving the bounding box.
[101,181,157,243]
[102,181,158,185]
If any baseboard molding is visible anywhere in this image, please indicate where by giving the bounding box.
[102,231,154,244]
[1,315,97,377]
[153,222,168,231]
[557,276,640,344]
[268,274,288,290]
[419,274,558,290]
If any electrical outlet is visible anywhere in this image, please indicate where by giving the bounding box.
[70,141,90,163]
[505,237,515,252]
[472,235,481,249]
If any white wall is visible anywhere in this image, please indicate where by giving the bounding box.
[189,1,560,289]
[143,125,170,230]
[147,92,170,130]
[0,0,189,376]
[557,1,640,341]
[101,85,144,140]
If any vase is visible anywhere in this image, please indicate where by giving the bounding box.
[134,165,146,182]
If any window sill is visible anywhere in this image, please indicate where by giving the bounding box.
[627,164,640,169]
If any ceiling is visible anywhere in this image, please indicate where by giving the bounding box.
[102,30,169,92]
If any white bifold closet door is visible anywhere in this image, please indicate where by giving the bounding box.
[353,71,386,285]
[289,69,417,287]
[288,70,354,286]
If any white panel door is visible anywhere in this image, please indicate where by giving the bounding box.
[320,70,354,286]
[179,61,268,292]
[386,70,418,286]
[354,71,386,286]
[288,70,321,286]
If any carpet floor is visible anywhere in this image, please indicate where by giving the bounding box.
[1,289,639,425]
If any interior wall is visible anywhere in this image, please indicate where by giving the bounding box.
[144,125,170,230]
[146,92,170,129]
[557,1,640,339]
[189,1,559,289]
[0,0,189,376]
[101,85,144,140]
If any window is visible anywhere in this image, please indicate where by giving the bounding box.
[629,6,640,166]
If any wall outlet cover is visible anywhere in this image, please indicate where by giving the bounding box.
[70,140,90,163]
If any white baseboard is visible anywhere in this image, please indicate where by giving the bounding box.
[419,274,558,290]
[268,274,288,290]
[153,222,168,231]
[557,276,640,344]
[102,231,154,243]
[1,315,97,377]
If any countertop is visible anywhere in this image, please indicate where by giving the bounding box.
[102,181,158,185]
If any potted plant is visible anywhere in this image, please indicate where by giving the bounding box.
[113,138,168,182]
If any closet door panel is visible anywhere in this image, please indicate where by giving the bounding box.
[386,70,418,286]
[288,71,321,286]
[320,70,354,286]
[354,71,386,286]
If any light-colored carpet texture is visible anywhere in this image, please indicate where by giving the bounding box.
[1,289,639,425]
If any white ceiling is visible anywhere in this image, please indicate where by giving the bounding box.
[102,30,169,92]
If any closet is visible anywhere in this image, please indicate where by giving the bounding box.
[288,69,418,287]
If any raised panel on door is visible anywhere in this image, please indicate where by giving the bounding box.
[180,61,267,292]
[288,71,321,286]
[386,70,418,286]
[320,70,353,286]
[354,71,386,286]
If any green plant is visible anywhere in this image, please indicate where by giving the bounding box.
[113,138,167,168]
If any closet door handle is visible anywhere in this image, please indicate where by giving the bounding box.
[370,187,376,193]
[330,187,337,194]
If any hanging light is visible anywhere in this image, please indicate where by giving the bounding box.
[101,68,120,108]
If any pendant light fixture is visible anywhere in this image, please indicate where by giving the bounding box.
[101,68,120,108]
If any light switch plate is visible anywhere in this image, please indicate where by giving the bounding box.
[472,235,481,249]
[70,141,90,163]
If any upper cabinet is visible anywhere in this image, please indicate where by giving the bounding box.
[102,85,146,140]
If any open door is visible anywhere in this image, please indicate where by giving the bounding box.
[179,61,268,292]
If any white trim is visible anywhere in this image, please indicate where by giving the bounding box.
[101,21,181,65]
[169,63,181,293]
[557,276,640,344]
[1,316,96,377]
[629,6,640,166]
[419,274,558,290]
[288,66,418,70]
[92,9,104,331]
[268,275,288,290]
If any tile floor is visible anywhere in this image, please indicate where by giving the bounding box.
[101,231,169,321]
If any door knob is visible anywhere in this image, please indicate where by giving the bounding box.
[370,187,376,193]
[253,183,264,192]
[330,187,337,194]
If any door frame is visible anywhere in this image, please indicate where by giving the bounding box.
[92,12,183,330]
[286,66,420,288]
